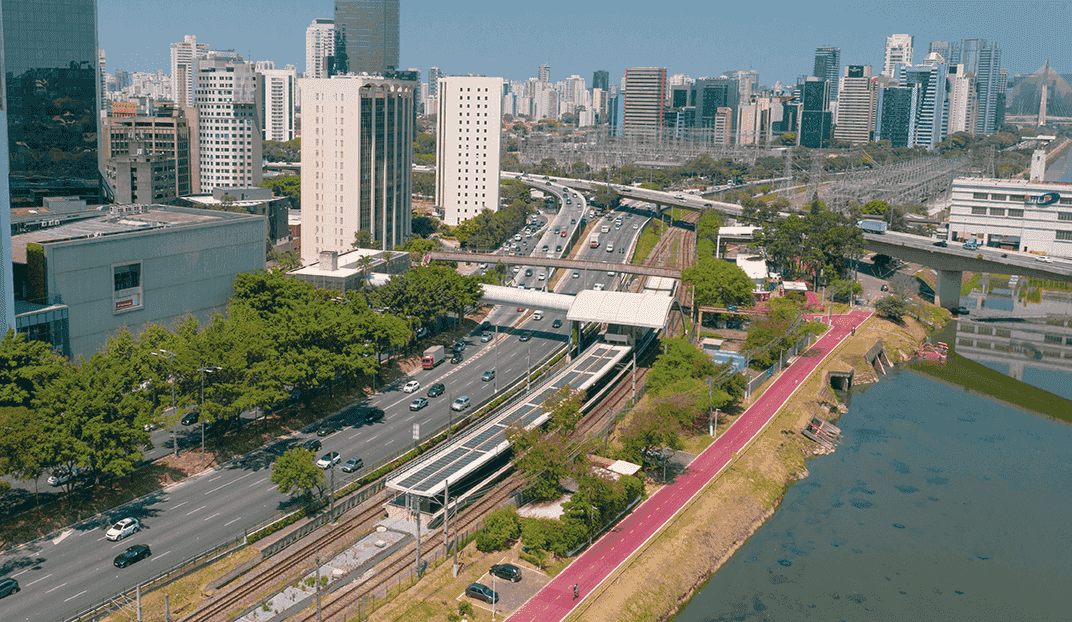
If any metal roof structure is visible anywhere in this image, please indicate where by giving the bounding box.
[480,285,574,312]
[386,343,632,497]
[429,252,682,279]
[567,290,678,329]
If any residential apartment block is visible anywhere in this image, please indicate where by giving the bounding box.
[435,75,503,226]
[195,53,263,192]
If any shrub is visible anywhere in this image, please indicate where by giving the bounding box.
[475,507,521,552]
[458,601,474,616]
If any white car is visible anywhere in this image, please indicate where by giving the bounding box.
[537,272,546,281]
[106,517,141,541]
[316,452,341,469]
[403,380,420,393]
[1035,255,1054,263]
[572,271,580,278]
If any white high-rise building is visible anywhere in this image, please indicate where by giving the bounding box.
[946,64,978,134]
[300,74,417,261]
[195,52,263,192]
[171,35,209,109]
[306,19,335,79]
[833,65,876,144]
[436,76,503,226]
[258,66,298,141]
[883,34,914,77]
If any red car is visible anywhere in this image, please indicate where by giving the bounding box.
[560,230,568,237]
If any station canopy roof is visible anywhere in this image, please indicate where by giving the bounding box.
[567,290,676,329]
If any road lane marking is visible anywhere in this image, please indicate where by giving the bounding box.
[385,438,397,445]
[249,476,268,487]
[13,568,30,577]
[45,581,68,594]
[204,471,254,495]
[207,474,224,482]
[224,516,243,526]
[172,501,188,510]
[186,504,207,515]
[203,512,220,521]
[64,589,88,602]
[25,573,52,586]
[156,550,172,559]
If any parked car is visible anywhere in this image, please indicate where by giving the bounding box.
[410,397,428,411]
[301,438,322,453]
[341,457,364,473]
[482,370,496,382]
[427,383,445,398]
[490,563,523,582]
[113,544,152,568]
[181,411,200,426]
[106,517,141,541]
[525,268,533,277]
[0,577,19,599]
[465,582,499,604]
[451,396,471,412]
[552,318,562,328]
[957,306,970,315]
[403,380,420,393]
[316,452,341,469]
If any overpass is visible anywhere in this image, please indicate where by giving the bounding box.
[862,230,1072,309]
[429,251,683,279]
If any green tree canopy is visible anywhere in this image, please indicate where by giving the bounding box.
[271,448,325,501]
[682,257,755,308]
[647,337,718,396]
[875,295,910,320]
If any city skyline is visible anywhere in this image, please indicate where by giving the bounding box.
[100,1,1067,86]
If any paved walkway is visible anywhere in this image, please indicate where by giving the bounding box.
[507,308,872,621]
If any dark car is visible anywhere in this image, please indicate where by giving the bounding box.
[957,306,969,315]
[490,563,523,582]
[427,383,445,398]
[552,318,562,328]
[525,268,533,277]
[363,408,385,424]
[450,352,463,364]
[114,544,152,568]
[341,457,364,473]
[519,331,532,342]
[556,245,563,252]
[933,240,948,247]
[570,218,576,224]
[465,582,499,604]
[180,411,200,426]
[316,420,338,436]
[301,438,322,453]
[481,321,492,331]
[0,577,19,599]
[452,341,467,353]
[880,284,889,292]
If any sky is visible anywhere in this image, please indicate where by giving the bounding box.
[100,0,1070,86]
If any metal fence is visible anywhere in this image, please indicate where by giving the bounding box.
[745,333,814,396]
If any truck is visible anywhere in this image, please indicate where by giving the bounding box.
[857,220,888,234]
[422,345,445,369]
[590,233,601,249]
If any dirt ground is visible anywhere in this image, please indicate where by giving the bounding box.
[564,313,934,622]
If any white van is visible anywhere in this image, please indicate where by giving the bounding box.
[601,225,610,233]
[606,243,614,252]
[533,310,544,320]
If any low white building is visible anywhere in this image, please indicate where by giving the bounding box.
[947,176,1072,256]
[435,75,503,226]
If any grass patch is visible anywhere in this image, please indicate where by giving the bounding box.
[632,220,664,264]
[961,273,983,295]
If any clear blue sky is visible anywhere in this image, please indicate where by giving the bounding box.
[101,0,1067,85]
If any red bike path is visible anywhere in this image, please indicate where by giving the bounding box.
[507,308,873,621]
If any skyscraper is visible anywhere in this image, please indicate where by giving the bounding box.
[436,76,503,226]
[798,77,831,148]
[334,0,399,75]
[971,40,1003,134]
[593,70,610,92]
[428,66,445,100]
[539,63,550,83]
[171,35,209,109]
[195,53,262,192]
[4,0,105,209]
[883,34,914,77]
[692,78,740,139]
[0,8,13,330]
[305,18,335,79]
[833,65,875,144]
[300,73,417,259]
[813,46,841,96]
[946,64,978,134]
[905,52,949,148]
[258,66,298,142]
[622,67,666,138]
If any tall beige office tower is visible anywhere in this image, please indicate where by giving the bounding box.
[833,65,876,144]
[171,35,209,108]
[622,67,666,138]
[435,75,503,226]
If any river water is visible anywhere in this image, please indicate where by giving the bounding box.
[673,369,1072,621]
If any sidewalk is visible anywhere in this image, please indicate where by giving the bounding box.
[507,308,872,621]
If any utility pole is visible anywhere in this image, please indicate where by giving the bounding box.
[315,553,322,622]
[151,349,177,457]
[196,365,221,471]
[443,479,450,557]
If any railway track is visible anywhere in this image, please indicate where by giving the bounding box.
[292,477,527,621]
[179,492,387,622]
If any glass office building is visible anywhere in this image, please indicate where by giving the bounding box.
[2,0,105,208]
[334,0,399,75]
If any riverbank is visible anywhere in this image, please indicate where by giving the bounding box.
[566,312,932,622]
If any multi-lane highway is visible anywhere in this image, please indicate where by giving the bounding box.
[0,181,650,622]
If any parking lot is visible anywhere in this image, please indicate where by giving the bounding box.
[458,557,551,616]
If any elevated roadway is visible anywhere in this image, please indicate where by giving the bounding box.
[863,230,1072,309]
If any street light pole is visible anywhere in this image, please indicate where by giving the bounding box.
[526,339,532,393]
[151,349,177,457]
[197,365,221,471]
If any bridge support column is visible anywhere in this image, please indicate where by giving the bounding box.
[1008,360,1024,381]
[936,270,963,310]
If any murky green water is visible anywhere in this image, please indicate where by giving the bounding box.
[674,370,1072,621]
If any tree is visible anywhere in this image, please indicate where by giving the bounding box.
[0,329,70,409]
[271,448,325,501]
[647,337,718,396]
[397,237,439,262]
[618,401,685,465]
[353,229,375,250]
[875,295,910,320]
[506,426,576,502]
[259,175,300,208]
[475,506,521,552]
[543,385,584,433]
[263,139,300,162]
[589,185,620,210]
[413,172,434,197]
[0,406,51,502]
[827,278,862,303]
[682,257,755,308]
[411,214,438,238]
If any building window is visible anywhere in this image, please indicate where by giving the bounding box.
[1056,230,1072,242]
[973,192,988,199]
[971,207,987,215]
[990,194,1006,201]
[1007,209,1024,218]
[1060,197,1072,205]
[113,262,144,314]
[1009,194,1026,202]
[1060,212,1072,221]
[991,208,1006,216]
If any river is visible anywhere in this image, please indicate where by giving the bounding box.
[673,369,1072,621]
